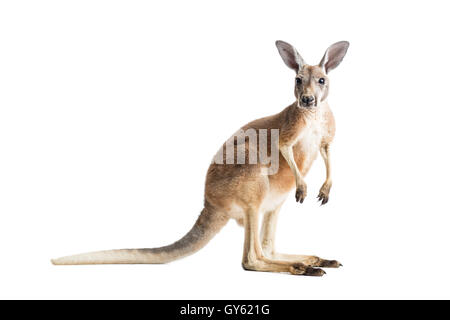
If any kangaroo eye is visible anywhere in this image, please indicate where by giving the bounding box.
[319,78,325,85]
[296,78,302,85]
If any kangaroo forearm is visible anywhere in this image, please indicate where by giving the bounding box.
[320,144,332,183]
[280,145,303,185]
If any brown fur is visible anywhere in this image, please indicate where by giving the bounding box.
[52,41,349,276]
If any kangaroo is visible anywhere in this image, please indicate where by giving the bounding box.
[52,40,349,276]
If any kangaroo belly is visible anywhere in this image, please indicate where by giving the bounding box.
[260,189,289,213]
[229,187,289,224]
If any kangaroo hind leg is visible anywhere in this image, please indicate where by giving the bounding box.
[241,207,325,276]
[260,206,342,268]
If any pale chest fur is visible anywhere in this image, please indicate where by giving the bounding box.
[293,111,327,175]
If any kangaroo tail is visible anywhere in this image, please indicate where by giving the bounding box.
[51,207,228,265]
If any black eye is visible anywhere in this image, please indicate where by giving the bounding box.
[319,78,325,85]
[296,78,302,85]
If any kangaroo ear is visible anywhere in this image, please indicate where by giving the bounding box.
[319,41,349,74]
[275,40,305,72]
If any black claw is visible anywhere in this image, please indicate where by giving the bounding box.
[318,193,326,203]
[318,195,328,206]
[296,189,304,203]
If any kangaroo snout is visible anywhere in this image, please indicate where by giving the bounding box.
[301,95,315,107]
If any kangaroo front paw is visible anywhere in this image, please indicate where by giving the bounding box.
[317,183,331,205]
[295,183,307,203]
[289,263,326,276]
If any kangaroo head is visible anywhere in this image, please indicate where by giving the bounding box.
[275,40,349,108]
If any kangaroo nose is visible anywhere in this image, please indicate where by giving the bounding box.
[301,96,314,104]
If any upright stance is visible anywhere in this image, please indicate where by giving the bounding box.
[52,40,350,276]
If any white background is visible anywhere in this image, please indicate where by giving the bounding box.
[1,0,449,299]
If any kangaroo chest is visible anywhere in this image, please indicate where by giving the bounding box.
[293,116,324,175]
